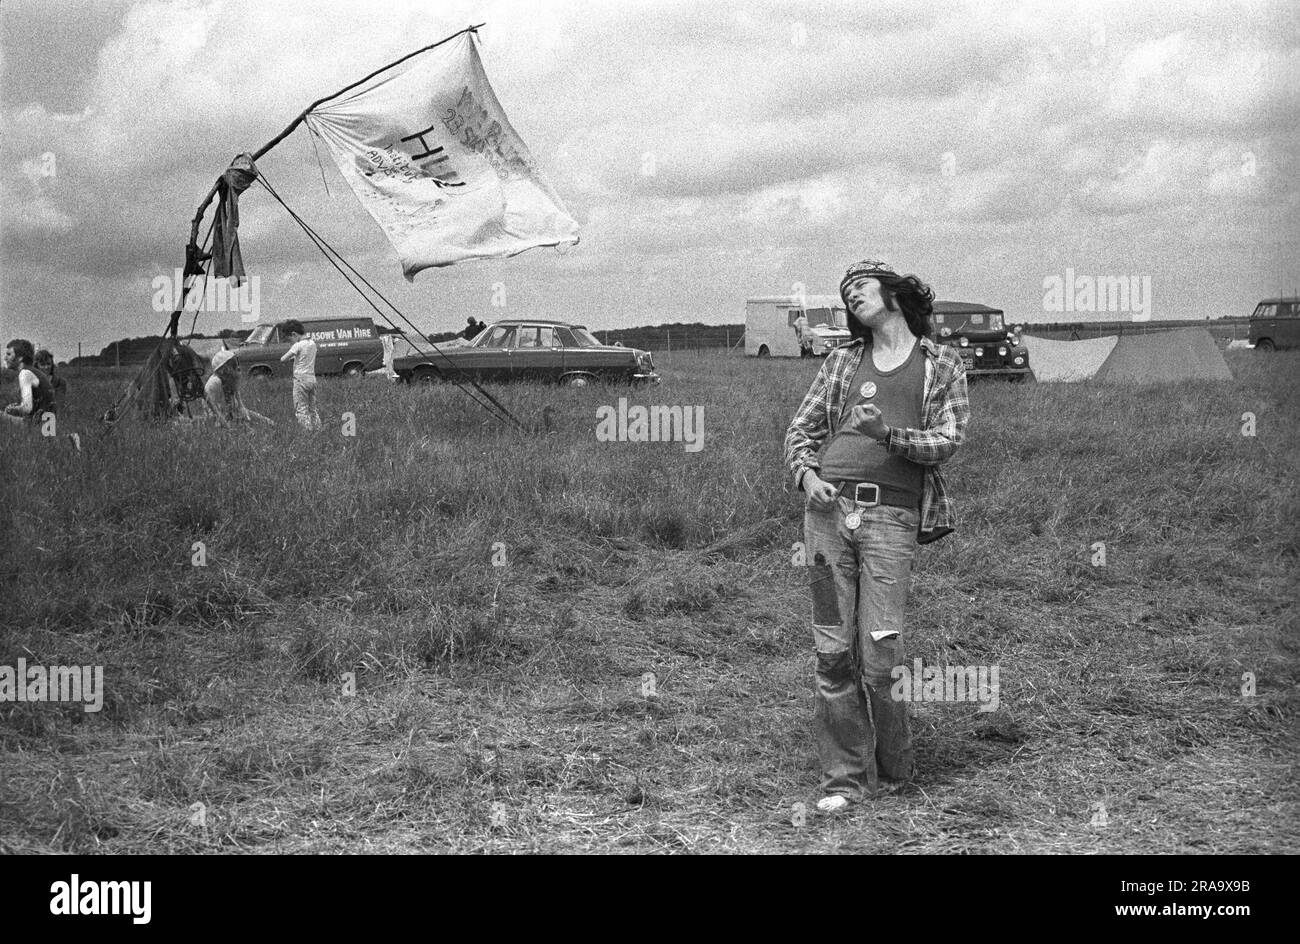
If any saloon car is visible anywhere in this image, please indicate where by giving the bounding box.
[930,302,1031,380]
[393,320,661,387]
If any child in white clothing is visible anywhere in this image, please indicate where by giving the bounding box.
[279,320,321,431]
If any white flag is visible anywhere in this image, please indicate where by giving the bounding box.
[304,32,579,279]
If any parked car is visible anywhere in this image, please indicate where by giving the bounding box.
[930,302,1031,380]
[393,320,660,387]
[234,316,385,379]
[1248,296,1299,351]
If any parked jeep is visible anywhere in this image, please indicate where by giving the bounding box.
[930,302,1030,381]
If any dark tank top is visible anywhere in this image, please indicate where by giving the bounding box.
[818,339,925,505]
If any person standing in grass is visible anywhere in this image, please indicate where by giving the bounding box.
[279,319,321,431]
[785,259,970,813]
[793,310,811,357]
[2,338,56,428]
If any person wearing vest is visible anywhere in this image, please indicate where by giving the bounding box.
[3,338,57,428]
[34,349,67,411]
[785,260,970,813]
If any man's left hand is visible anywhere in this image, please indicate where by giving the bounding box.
[848,403,889,440]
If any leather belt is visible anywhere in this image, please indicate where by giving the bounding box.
[829,480,919,510]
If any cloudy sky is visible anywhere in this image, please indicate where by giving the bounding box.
[2,0,1297,357]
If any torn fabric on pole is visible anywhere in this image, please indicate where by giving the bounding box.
[302,32,579,279]
[211,153,259,285]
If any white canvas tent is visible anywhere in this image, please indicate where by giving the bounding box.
[1023,328,1232,383]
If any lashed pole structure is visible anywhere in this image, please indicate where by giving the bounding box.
[174,22,484,341]
[109,23,523,429]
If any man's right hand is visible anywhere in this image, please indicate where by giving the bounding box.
[801,470,839,511]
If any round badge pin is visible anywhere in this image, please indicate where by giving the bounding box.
[859,381,877,399]
[845,511,862,531]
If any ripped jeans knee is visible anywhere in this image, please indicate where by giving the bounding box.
[860,633,904,688]
[816,649,854,685]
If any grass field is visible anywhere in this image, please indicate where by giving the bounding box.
[1,348,1296,854]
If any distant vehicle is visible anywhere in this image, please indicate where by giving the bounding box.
[1248,296,1299,351]
[235,316,384,379]
[930,302,1031,381]
[745,295,850,358]
[393,319,660,387]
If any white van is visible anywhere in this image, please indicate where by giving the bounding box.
[745,295,851,358]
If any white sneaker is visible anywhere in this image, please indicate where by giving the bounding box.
[816,795,850,814]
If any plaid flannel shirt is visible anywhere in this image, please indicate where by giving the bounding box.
[784,335,970,545]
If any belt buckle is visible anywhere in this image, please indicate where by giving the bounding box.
[853,483,880,507]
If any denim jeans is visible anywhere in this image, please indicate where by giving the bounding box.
[293,377,321,431]
[804,497,920,800]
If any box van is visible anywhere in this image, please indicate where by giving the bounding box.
[234,316,385,378]
[1248,297,1300,351]
[745,295,851,357]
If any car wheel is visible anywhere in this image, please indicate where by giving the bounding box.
[1255,338,1274,352]
[757,345,770,358]
[413,366,439,384]
[562,373,592,388]
[342,362,365,378]
[249,367,272,382]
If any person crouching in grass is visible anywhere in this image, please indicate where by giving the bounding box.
[784,259,970,814]
[204,349,273,427]
[279,319,321,431]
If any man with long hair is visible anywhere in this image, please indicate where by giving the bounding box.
[785,259,970,813]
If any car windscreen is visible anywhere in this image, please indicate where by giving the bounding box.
[937,312,1000,333]
[570,327,603,347]
[475,325,516,348]
[244,326,274,344]
[390,333,425,357]
[805,308,839,328]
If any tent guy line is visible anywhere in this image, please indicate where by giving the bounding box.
[254,170,524,430]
